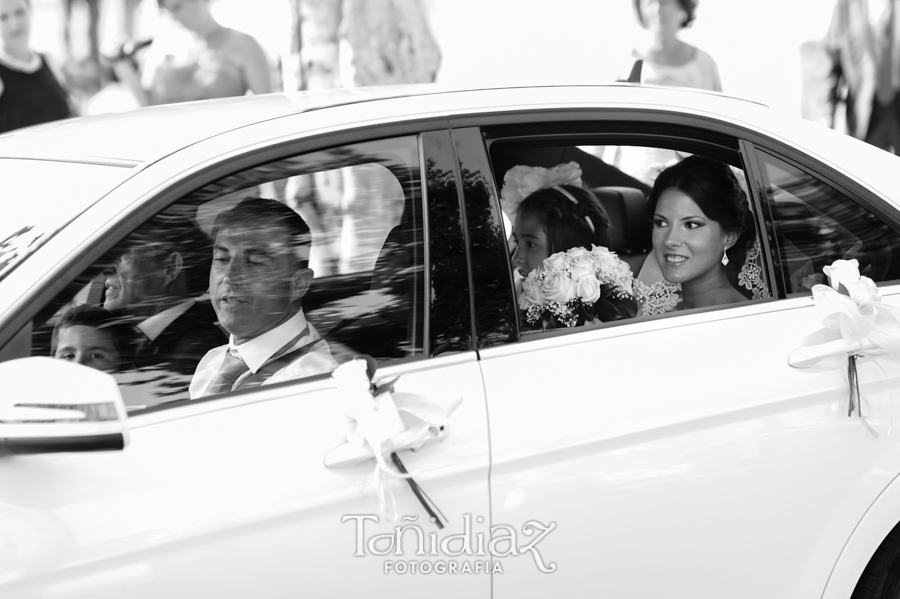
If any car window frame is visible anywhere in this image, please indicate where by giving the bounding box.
[0,117,481,416]
[468,118,770,346]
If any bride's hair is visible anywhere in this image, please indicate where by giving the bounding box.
[517,185,611,256]
[646,155,756,269]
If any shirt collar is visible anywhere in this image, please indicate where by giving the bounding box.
[137,299,196,342]
[229,309,309,373]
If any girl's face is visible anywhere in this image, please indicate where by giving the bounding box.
[512,211,549,278]
[54,325,121,373]
[638,0,685,31]
[0,0,30,52]
[652,188,736,288]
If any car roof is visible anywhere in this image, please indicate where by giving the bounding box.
[0,84,772,167]
[0,83,896,203]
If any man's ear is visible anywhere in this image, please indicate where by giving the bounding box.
[290,267,314,303]
[163,252,184,287]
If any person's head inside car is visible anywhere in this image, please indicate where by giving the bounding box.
[103,215,212,318]
[209,197,314,343]
[190,197,336,399]
[51,305,138,373]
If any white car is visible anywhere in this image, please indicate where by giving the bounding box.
[1,84,900,598]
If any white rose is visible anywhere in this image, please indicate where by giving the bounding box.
[569,249,594,281]
[844,275,881,305]
[576,275,602,304]
[540,270,575,303]
[823,259,861,292]
[544,251,567,272]
[592,246,619,272]
[567,246,589,260]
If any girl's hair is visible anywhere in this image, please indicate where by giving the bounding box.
[51,304,140,370]
[633,0,697,28]
[646,155,756,268]
[518,185,612,256]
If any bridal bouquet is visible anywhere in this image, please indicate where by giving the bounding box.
[520,245,642,329]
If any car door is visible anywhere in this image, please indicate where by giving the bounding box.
[0,127,491,598]
[455,118,900,598]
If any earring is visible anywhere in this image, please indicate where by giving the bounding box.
[721,248,729,266]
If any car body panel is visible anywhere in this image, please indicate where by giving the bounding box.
[482,290,900,597]
[0,355,491,598]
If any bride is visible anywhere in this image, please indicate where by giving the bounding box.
[639,155,768,313]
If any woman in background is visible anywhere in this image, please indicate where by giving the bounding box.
[630,0,721,92]
[111,0,271,106]
[0,0,73,134]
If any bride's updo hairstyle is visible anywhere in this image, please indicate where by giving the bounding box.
[518,185,612,256]
[646,155,756,269]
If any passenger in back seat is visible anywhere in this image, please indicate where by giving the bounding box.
[500,162,612,281]
[642,155,758,312]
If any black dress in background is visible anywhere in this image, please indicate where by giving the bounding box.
[0,55,72,134]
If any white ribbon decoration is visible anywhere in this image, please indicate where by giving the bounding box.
[789,260,900,434]
[326,359,462,523]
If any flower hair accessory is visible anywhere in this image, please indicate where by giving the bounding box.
[500,161,584,223]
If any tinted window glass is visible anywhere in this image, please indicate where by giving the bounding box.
[760,151,900,294]
[424,130,473,356]
[29,136,424,412]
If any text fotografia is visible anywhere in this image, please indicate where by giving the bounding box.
[342,514,557,574]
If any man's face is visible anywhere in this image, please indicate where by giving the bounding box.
[210,222,310,344]
[103,250,167,315]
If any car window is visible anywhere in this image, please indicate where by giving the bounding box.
[486,137,771,338]
[28,136,425,412]
[758,151,900,295]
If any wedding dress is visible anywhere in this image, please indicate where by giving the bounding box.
[638,239,770,315]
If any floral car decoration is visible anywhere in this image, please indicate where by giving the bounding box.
[519,245,642,330]
[789,259,900,431]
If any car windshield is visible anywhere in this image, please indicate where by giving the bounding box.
[0,159,132,282]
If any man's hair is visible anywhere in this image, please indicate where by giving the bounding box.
[213,197,312,269]
[50,304,139,364]
[110,214,213,296]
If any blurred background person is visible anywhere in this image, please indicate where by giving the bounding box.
[109,0,271,106]
[825,0,900,153]
[606,0,721,185]
[0,0,73,133]
[629,0,721,91]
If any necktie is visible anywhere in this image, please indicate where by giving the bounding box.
[203,350,249,397]
[877,1,897,106]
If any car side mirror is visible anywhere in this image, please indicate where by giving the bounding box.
[0,357,129,456]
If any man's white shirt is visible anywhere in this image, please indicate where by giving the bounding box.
[189,309,337,398]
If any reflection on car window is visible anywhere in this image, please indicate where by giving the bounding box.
[30,136,425,412]
[760,151,900,294]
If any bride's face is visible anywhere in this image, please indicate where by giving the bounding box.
[652,188,735,288]
[512,211,549,278]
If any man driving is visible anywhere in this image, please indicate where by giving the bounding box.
[189,197,337,398]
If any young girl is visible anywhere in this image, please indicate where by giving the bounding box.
[52,304,138,373]
[501,162,612,279]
